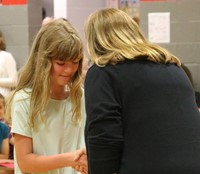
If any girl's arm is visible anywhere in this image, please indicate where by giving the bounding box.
[14,133,87,173]
[0,138,9,159]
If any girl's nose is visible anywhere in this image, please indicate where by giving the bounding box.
[64,66,73,73]
[64,65,77,74]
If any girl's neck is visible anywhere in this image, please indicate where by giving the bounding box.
[50,86,69,100]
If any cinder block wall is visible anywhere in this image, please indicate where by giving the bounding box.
[68,0,200,92]
[140,0,200,91]
[0,0,42,69]
[67,0,106,57]
[0,0,200,91]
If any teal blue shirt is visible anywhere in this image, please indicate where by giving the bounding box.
[0,122,9,152]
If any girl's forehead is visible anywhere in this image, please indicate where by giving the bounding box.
[54,56,82,61]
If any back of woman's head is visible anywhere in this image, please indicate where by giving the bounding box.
[85,8,180,66]
[0,30,6,51]
[85,8,146,65]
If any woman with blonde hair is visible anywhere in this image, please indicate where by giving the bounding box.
[7,18,87,174]
[84,8,200,174]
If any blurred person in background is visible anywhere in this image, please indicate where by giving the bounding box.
[0,93,14,160]
[0,30,18,99]
[0,113,9,159]
[181,63,200,111]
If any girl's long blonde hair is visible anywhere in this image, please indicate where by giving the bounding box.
[85,8,181,67]
[7,18,84,127]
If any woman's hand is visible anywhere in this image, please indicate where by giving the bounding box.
[72,148,88,174]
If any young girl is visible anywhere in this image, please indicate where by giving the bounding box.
[7,18,87,174]
[0,93,9,160]
[0,93,14,160]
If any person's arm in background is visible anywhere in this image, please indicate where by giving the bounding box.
[0,138,9,159]
[0,52,18,88]
[84,65,123,174]
[0,123,9,159]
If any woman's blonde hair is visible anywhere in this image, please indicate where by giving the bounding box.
[7,18,84,127]
[85,8,181,67]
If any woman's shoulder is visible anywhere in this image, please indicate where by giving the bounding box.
[87,63,119,75]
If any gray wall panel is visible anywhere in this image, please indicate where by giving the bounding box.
[1,0,200,91]
[140,0,200,91]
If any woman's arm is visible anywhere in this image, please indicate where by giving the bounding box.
[85,65,123,174]
[0,138,9,159]
[14,133,87,173]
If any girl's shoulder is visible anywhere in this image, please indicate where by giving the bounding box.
[13,88,31,102]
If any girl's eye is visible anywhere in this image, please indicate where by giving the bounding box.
[73,61,79,64]
[56,61,65,66]
[73,60,80,64]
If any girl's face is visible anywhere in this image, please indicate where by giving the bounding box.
[0,99,5,118]
[50,59,79,87]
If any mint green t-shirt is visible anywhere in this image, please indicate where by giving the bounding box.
[11,89,86,174]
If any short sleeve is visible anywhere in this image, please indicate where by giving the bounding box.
[11,90,32,138]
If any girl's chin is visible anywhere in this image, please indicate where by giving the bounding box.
[59,81,70,86]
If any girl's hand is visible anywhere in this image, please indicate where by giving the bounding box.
[72,148,88,174]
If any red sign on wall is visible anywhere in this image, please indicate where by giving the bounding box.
[2,0,27,5]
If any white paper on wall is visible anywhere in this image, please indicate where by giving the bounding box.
[54,0,67,19]
[148,12,170,43]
